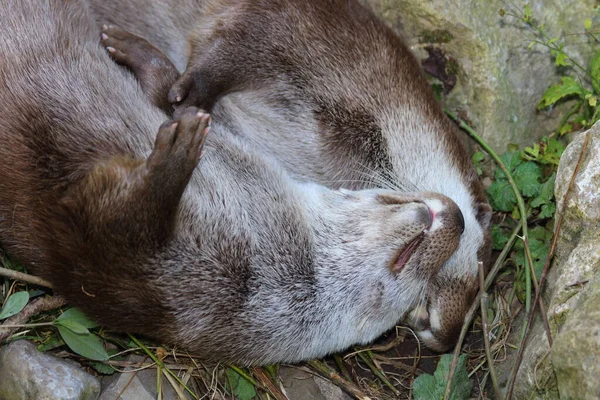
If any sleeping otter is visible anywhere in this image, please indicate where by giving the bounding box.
[0,0,465,364]
[89,0,492,351]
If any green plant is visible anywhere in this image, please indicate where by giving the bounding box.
[502,4,600,135]
[413,354,472,400]
[226,368,257,400]
[0,297,109,361]
[0,291,29,320]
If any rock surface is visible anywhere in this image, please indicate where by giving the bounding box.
[99,355,191,400]
[0,340,101,400]
[279,366,352,400]
[363,0,596,150]
[506,124,600,398]
[551,125,600,400]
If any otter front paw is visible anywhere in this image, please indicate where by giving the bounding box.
[147,107,211,192]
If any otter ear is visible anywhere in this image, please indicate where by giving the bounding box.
[476,202,492,230]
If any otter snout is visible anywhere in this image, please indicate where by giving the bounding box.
[407,275,479,352]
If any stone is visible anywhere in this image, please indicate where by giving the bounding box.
[279,366,352,400]
[362,0,597,151]
[503,124,600,398]
[552,274,600,400]
[99,355,191,400]
[550,126,600,399]
[0,340,101,400]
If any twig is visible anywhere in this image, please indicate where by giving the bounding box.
[523,237,553,346]
[162,369,188,400]
[334,354,353,382]
[308,360,372,400]
[479,262,502,400]
[0,266,53,288]
[251,367,289,400]
[229,365,258,386]
[444,224,520,400]
[354,349,400,396]
[0,295,66,342]
[505,130,592,399]
[128,334,199,400]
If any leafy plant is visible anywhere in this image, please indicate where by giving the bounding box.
[0,291,29,320]
[486,141,563,219]
[413,354,472,400]
[53,308,109,361]
[227,368,257,400]
[502,5,600,135]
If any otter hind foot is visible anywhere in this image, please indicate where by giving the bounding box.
[101,24,180,111]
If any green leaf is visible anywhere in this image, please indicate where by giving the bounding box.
[0,291,30,320]
[472,151,485,164]
[491,224,510,250]
[226,368,256,400]
[55,308,99,329]
[539,203,556,219]
[413,374,437,399]
[56,326,109,361]
[513,162,542,197]
[54,319,90,335]
[514,226,552,288]
[585,19,593,30]
[523,143,540,161]
[487,179,517,212]
[541,137,566,165]
[524,4,532,22]
[538,77,585,109]
[559,123,574,135]
[530,173,556,215]
[590,51,600,94]
[413,354,472,400]
[555,52,570,66]
[494,151,523,180]
[472,151,485,175]
[37,334,66,352]
[90,362,116,375]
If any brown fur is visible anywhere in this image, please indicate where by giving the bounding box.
[89,0,492,350]
[0,0,470,363]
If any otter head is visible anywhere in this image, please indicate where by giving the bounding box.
[406,202,492,351]
[313,188,470,351]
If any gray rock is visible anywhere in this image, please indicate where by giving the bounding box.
[0,340,100,400]
[505,124,600,398]
[552,274,600,400]
[550,125,600,399]
[279,366,352,400]
[100,355,191,400]
[362,0,596,151]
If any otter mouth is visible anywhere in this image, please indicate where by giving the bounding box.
[391,233,424,272]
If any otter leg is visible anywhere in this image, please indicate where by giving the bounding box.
[101,25,180,113]
[167,36,248,112]
[65,107,210,249]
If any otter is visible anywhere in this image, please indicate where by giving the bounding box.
[0,0,465,364]
[88,0,493,351]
